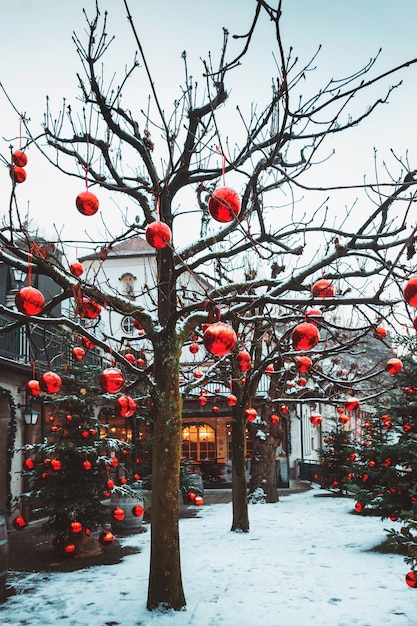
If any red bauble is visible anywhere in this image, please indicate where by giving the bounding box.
[26,379,41,396]
[70,261,84,277]
[81,335,95,350]
[245,407,258,422]
[132,504,144,517]
[198,395,207,406]
[309,413,322,426]
[405,571,417,588]
[226,394,237,407]
[12,150,28,167]
[189,342,199,354]
[124,352,135,365]
[99,530,114,545]
[83,460,92,471]
[72,347,85,362]
[280,404,289,414]
[114,394,137,418]
[13,515,27,530]
[15,286,45,316]
[76,191,99,216]
[70,521,83,534]
[297,377,307,387]
[208,187,241,223]
[212,405,219,413]
[106,479,115,490]
[373,326,387,339]
[291,322,320,351]
[145,221,172,249]
[339,414,349,425]
[80,430,90,439]
[237,350,252,372]
[194,495,204,506]
[111,457,119,467]
[39,371,62,394]
[344,396,360,412]
[354,502,364,512]
[63,543,76,555]
[193,369,203,379]
[136,357,145,367]
[187,491,196,501]
[295,356,313,372]
[112,507,125,522]
[119,477,127,485]
[23,458,34,471]
[265,364,275,377]
[10,166,26,183]
[51,459,62,471]
[270,414,280,424]
[404,276,417,308]
[311,278,335,298]
[80,297,101,319]
[203,322,237,357]
[99,367,125,394]
[386,358,403,375]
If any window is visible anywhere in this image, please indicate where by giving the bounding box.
[121,315,135,334]
[182,423,216,461]
[119,272,137,299]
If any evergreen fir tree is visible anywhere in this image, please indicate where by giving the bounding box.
[317,416,356,495]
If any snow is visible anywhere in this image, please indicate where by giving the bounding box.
[1,487,415,626]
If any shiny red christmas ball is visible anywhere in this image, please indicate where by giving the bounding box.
[114,394,136,418]
[81,335,95,350]
[39,371,62,394]
[208,187,241,223]
[373,326,387,339]
[106,478,115,490]
[72,347,85,362]
[295,356,313,372]
[136,357,145,367]
[145,221,172,249]
[80,297,101,319]
[309,413,322,426]
[10,166,26,183]
[311,278,335,298]
[280,404,289,414]
[76,191,99,216]
[15,286,45,316]
[99,367,125,394]
[212,405,219,413]
[124,352,135,365]
[51,459,62,471]
[24,458,34,471]
[297,377,307,387]
[354,502,364,512]
[63,542,76,555]
[291,322,320,351]
[245,407,258,422]
[270,414,280,424]
[344,396,360,412]
[80,430,90,439]
[132,504,144,517]
[70,521,83,534]
[112,507,125,522]
[12,150,28,167]
[99,530,114,545]
[339,414,349,425]
[26,379,41,396]
[193,369,203,379]
[404,276,417,308]
[111,457,119,467]
[203,322,237,357]
[405,571,417,588]
[13,515,27,530]
[265,364,275,376]
[198,395,207,406]
[70,261,84,277]
[386,357,403,375]
[226,394,237,406]
[189,342,199,354]
[83,460,92,471]
[194,495,203,506]
[237,350,252,372]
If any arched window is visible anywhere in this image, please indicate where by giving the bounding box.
[121,315,135,335]
[182,423,216,461]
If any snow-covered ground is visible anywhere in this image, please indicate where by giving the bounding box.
[0,487,415,626]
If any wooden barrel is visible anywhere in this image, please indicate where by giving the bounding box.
[110,490,144,533]
[0,510,9,599]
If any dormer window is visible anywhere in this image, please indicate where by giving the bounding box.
[119,272,137,299]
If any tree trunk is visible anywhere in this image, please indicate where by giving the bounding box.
[249,432,281,503]
[231,413,249,532]
[146,334,186,611]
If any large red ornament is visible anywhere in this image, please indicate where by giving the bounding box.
[76,191,99,216]
[39,371,62,394]
[114,394,136,418]
[112,507,125,522]
[124,352,136,365]
[291,322,320,351]
[226,394,237,407]
[145,221,172,249]
[309,413,322,426]
[15,286,45,316]
[245,407,258,422]
[10,166,26,183]
[189,342,199,354]
[23,458,34,471]
[70,261,84,277]
[99,367,125,394]
[99,530,114,545]
[295,356,313,372]
[237,350,252,372]
[26,379,41,396]
[194,495,203,506]
[386,358,403,375]
[354,502,364,513]
[198,395,207,406]
[72,347,85,362]
[13,515,27,530]
[208,187,241,223]
[311,278,335,298]
[339,414,349,425]
[405,571,417,588]
[132,504,144,517]
[12,150,28,167]
[344,396,360,412]
[404,277,417,308]
[203,322,237,357]
[83,460,92,471]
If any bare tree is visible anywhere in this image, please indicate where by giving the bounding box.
[2,0,417,611]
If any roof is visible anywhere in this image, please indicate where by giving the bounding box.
[80,235,156,261]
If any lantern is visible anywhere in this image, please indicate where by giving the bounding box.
[76,191,99,216]
[145,221,172,249]
[12,150,28,167]
[39,371,62,394]
[291,322,320,351]
[10,166,26,183]
[124,352,135,365]
[245,407,257,422]
[208,187,241,223]
[226,394,237,406]
[114,394,136,418]
[112,507,125,522]
[203,322,237,357]
[132,504,144,517]
[295,356,313,372]
[405,571,417,588]
[99,367,125,394]
[13,515,27,530]
[26,379,41,397]
[237,350,252,372]
[15,286,45,316]
[72,347,85,362]
[99,530,114,545]
[70,261,84,277]
[309,413,322,426]
[344,396,360,412]
[386,358,403,375]
[311,278,335,298]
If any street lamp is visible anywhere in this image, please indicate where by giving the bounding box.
[23,407,40,425]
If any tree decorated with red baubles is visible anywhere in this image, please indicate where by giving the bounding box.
[317,415,357,495]
[2,1,417,612]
